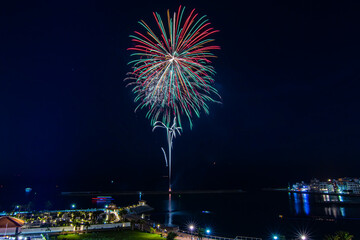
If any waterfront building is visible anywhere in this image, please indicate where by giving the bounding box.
[335,178,360,194]
[291,181,310,192]
[309,178,320,192]
[0,216,24,236]
[345,181,360,194]
[298,177,360,194]
[309,179,335,193]
[319,182,335,193]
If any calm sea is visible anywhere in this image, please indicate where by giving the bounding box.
[1,187,360,239]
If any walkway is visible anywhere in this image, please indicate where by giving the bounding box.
[174,231,262,240]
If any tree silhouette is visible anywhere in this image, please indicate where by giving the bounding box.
[197,228,205,240]
[167,232,177,240]
[325,231,354,240]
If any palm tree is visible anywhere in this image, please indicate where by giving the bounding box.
[197,228,205,240]
[167,232,177,240]
[325,231,354,240]
[130,220,136,231]
[138,218,146,231]
[72,219,81,231]
[84,222,91,232]
[119,209,128,221]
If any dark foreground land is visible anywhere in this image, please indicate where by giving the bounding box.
[51,231,164,240]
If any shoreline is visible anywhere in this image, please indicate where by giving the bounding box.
[264,188,360,197]
[61,189,244,196]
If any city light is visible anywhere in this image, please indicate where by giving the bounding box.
[206,228,211,234]
[295,228,312,240]
[273,235,278,240]
[188,224,195,240]
[189,224,195,231]
[71,204,76,209]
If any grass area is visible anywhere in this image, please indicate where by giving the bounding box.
[52,231,164,240]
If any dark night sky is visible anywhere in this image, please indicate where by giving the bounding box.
[0,0,360,191]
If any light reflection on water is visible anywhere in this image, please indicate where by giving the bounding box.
[320,194,349,218]
[290,193,310,215]
[303,193,310,215]
[340,207,346,217]
[159,192,360,238]
[288,192,360,218]
[166,193,174,226]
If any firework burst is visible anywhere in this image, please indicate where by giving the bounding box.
[127,6,220,128]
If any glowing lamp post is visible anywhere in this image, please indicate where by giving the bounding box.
[273,235,278,240]
[189,225,195,239]
[301,235,307,240]
[206,228,211,235]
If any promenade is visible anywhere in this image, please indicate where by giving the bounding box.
[173,231,262,240]
[22,223,131,235]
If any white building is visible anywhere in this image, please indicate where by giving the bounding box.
[310,178,335,193]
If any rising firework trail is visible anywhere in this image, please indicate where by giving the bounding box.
[153,118,182,192]
[127,6,220,191]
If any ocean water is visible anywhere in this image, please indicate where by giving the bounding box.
[143,191,360,238]
[1,187,360,239]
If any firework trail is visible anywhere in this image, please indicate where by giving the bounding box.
[126,6,220,192]
[153,117,182,192]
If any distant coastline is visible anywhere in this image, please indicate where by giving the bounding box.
[61,189,244,196]
[264,187,360,198]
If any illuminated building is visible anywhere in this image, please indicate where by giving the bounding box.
[0,216,24,235]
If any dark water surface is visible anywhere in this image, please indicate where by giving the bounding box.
[1,187,360,239]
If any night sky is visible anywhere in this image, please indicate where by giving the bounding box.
[1,0,360,191]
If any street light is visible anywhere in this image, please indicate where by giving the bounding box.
[189,225,195,240]
[301,235,307,240]
[273,235,278,240]
[206,228,211,235]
